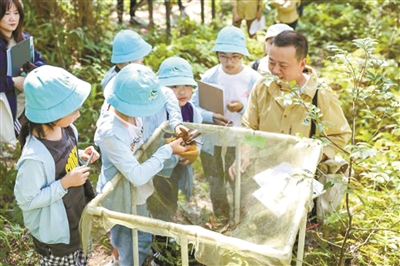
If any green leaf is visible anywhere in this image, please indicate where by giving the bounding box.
[243,135,267,149]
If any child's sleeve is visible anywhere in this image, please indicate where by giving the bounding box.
[14,159,67,211]
[162,87,183,131]
[193,105,203,152]
[99,136,174,187]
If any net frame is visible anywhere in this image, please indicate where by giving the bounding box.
[80,121,323,265]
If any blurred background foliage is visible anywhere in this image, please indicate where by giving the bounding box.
[0,0,399,265]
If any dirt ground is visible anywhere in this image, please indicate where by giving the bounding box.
[88,244,113,266]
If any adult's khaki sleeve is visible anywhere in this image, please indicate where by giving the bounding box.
[242,79,263,130]
[318,90,352,158]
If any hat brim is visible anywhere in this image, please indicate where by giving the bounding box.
[25,79,91,123]
[103,76,115,100]
[212,44,249,56]
[111,42,152,64]
[159,76,197,88]
[108,85,167,118]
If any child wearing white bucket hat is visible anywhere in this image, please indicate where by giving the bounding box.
[191,26,262,223]
[251,23,293,75]
[94,63,188,266]
[14,65,100,265]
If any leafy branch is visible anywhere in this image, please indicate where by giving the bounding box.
[327,38,398,266]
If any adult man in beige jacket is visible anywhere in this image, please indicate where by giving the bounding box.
[230,31,351,177]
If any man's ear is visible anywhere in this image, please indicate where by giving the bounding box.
[300,58,307,71]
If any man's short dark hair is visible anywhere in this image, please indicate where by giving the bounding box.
[272,31,308,61]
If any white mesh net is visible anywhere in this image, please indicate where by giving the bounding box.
[80,121,322,265]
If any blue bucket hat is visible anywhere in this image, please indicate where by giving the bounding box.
[24,65,91,123]
[107,64,166,117]
[158,57,197,88]
[111,30,152,64]
[212,26,249,56]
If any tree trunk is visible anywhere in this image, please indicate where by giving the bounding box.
[200,0,205,24]
[30,0,65,68]
[148,0,154,29]
[30,0,53,22]
[165,0,171,35]
[212,0,216,19]
[73,0,95,30]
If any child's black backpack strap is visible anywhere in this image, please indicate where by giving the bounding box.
[252,58,261,71]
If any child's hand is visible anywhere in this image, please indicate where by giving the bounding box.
[212,113,233,127]
[169,138,189,154]
[175,124,190,135]
[61,165,90,189]
[178,157,191,166]
[227,100,243,113]
[82,146,100,165]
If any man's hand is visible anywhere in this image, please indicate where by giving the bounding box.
[228,145,251,179]
[228,158,250,180]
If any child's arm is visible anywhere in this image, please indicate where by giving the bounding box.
[98,137,187,187]
[162,87,186,133]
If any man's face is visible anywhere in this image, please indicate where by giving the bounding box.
[268,45,306,85]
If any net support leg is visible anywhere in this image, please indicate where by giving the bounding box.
[181,236,189,266]
[234,143,242,224]
[296,213,306,266]
[132,228,139,266]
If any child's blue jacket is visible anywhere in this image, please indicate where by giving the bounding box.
[14,125,79,244]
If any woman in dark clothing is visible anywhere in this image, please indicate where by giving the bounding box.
[0,0,45,143]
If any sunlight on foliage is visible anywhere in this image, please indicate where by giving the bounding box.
[1,1,399,265]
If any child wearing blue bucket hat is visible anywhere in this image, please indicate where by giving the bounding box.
[100,29,187,265]
[94,63,188,266]
[192,25,262,223]
[147,56,202,222]
[145,56,203,264]
[101,29,187,144]
[14,65,100,265]
[101,29,152,89]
